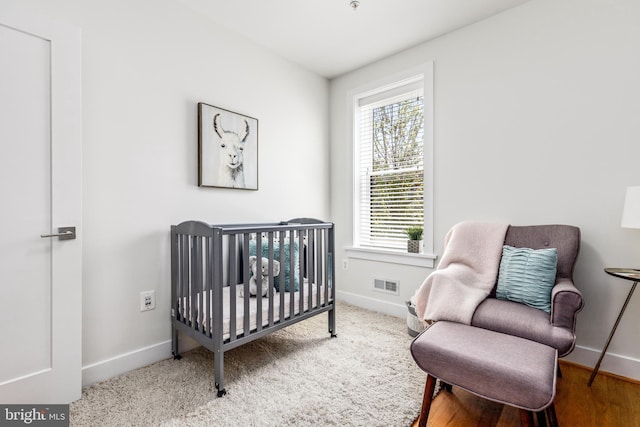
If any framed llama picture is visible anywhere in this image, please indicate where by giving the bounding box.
[198,103,258,190]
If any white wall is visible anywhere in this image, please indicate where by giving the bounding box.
[18,0,329,384]
[330,0,640,380]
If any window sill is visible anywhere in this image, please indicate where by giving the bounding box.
[345,246,436,268]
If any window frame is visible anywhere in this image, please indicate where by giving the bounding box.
[356,85,425,250]
[348,62,435,267]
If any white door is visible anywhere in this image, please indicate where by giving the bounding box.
[0,4,82,404]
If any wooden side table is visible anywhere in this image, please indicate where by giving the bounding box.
[587,268,639,386]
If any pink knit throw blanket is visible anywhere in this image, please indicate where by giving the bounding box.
[414,221,509,325]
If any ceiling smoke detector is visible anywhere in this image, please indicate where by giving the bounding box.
[349,1,360,11]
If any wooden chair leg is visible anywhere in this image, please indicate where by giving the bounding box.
[546,403,559,427]
[519,409,534,427]
[557,361,563,378]
[536,410,548,427]
[418,375,437,427]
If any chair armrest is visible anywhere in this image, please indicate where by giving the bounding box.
[551,278,584,330]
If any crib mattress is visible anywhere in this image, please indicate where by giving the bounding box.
[179,281,328,341]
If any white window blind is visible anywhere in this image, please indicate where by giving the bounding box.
[355,79,425,250]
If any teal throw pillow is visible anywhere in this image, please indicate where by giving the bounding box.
[249,239,300,292]
[496,245,558,313]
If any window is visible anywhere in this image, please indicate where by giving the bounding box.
[351,64,433,263]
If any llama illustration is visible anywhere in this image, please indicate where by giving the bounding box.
[213,113,250,188]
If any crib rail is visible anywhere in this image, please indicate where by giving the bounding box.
[170,219,335,396]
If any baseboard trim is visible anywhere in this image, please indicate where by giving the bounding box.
[81,338,200,387]
[336,290,406,318]
[564,344,640,382]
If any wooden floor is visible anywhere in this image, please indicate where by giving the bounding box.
[411,361,640,427]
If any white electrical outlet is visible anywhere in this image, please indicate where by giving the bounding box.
[140,290,156,312]
[342,259,349,270]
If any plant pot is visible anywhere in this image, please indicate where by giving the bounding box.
[407,239,422,253]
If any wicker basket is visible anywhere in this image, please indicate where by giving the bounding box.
[406,299,426,337]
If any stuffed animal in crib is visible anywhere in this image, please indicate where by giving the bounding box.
[244,255,281,297]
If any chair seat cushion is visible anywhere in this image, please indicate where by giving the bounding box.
[411,321,557,411]
[472,298,576,356]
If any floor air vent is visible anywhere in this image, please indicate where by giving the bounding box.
[373,278,399,295]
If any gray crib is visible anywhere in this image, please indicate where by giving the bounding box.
[170,219,336,397]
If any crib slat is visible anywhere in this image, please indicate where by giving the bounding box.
[193,236,203,333]
[255,233,262,333]
[279,231,285,322]
[183,235,191,326]
[243,233,251,336]
[228,235,237,342]
[200,236,206,333]
[190,236,195,327]
[289,229,295,319]
[307,229,314,309]
[178,234,186,322]
[318,230,324,305]
[205,236,213,338]
[298,229,304,315]
[267,231,275,327]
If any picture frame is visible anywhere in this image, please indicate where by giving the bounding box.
[198,102,258,190]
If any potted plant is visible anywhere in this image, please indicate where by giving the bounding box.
[405,226,423,253]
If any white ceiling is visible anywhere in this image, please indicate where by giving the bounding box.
[178,0,532,79]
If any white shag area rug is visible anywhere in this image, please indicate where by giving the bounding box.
[71,302,425,426]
